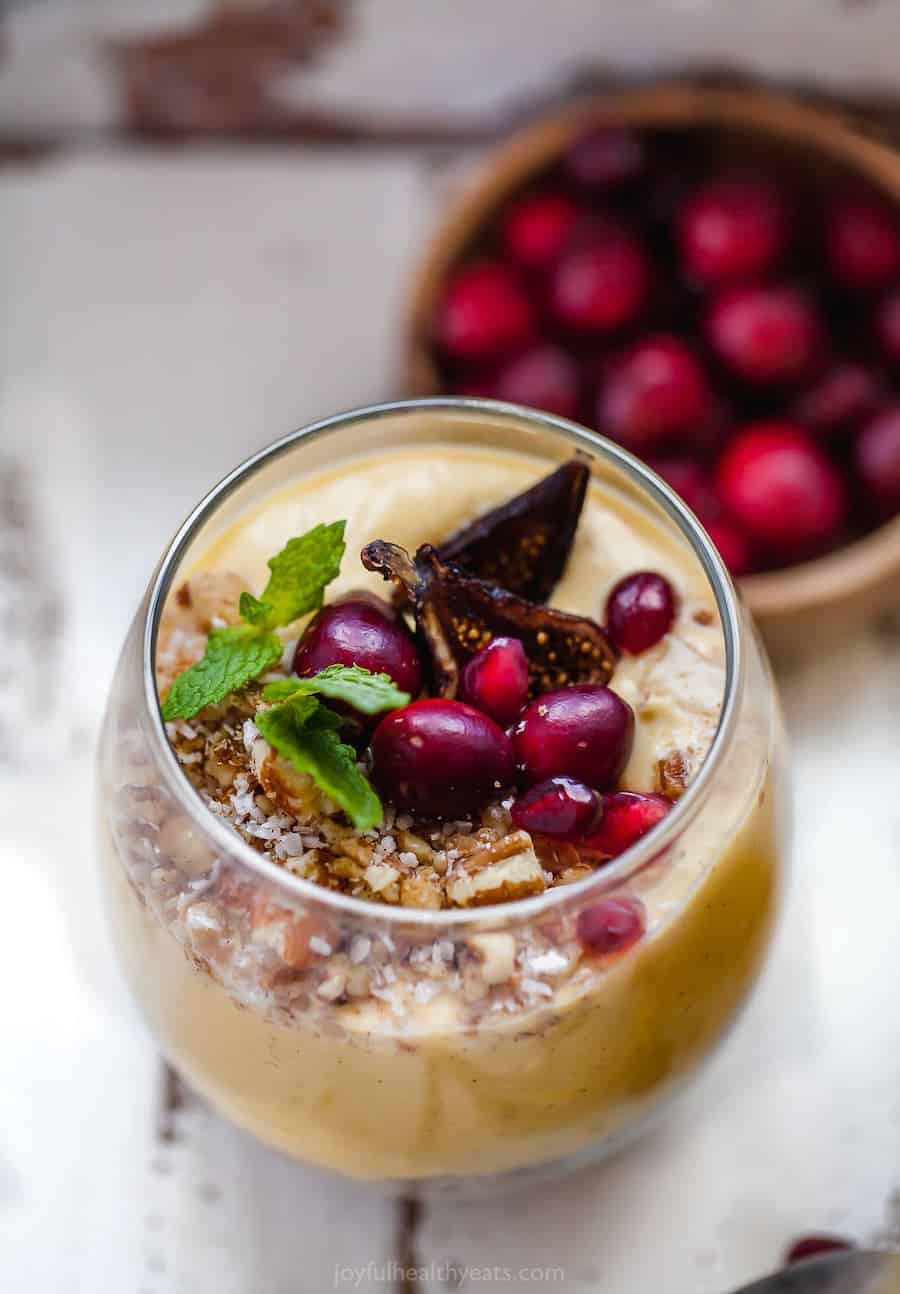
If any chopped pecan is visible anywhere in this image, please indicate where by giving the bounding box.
[656,750,691,800]
[447,846,546,906]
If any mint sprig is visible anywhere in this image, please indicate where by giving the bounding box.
[239,521,345,630]
[256,695,383,832]
[262,664,411,715]
[255,665,411,829]
[162,626,283,722]
[160,521,346,722]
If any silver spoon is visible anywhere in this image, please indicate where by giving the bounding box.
[735,1252,900,1294]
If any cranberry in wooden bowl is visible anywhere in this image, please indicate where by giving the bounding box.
[403,84,900,657]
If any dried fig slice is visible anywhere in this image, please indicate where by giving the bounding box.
[361,541,616,700]
[437,454,591,602]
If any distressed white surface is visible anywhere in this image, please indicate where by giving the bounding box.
[5,0,900,136]
[1,148,898,1294]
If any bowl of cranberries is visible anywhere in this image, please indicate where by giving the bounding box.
[404,84,900,652]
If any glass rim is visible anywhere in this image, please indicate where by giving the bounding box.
[143,397,745,928]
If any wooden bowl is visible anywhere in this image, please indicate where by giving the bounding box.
[401,84,900,658]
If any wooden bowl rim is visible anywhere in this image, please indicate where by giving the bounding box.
[402,82,900,619]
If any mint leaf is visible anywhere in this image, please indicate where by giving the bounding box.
[262,664,410,715]
[161,626,282,722]
[256,696,383,831]
[239,521,346,629]
[259,678,309,703]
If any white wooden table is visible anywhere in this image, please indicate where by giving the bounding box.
[2,144,899,1294]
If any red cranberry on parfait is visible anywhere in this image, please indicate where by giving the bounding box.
[548,224,650,334]
[434,260,535,362]
[293,596,422,697]
[500,192,580,271]
[605,571,676,654]
[371,699,514,819]
[494,344,581,421]
[597,335,711,453]
[854,405,900,516]
[563,127,645,192]
[513,684,634,789]
[677,175,789,286]
[461,637,529,728]
[825,191,900,290]
[511,777,600,841]
[576,897,646,956]
[707,284,825,386]
[790,360,884,438]
[716,422,848,552]
[583,791,671,857]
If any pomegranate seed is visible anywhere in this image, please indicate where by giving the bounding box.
[500,192,579,271]
[583,791,671,856]
[605,571,676,654]
[461,637,529,727]
[854,405,900,516]
[707,284,825,386]
[576,897,645,955]
[511,777,600,840]
[563,127,645,191]
[494,344,580,420]
[677,175,789,286]
[791,360,884,438]
[825,191,900,290]
[293,597,422,697]
[371,699,514,819]
[705,517,757,577]
[716,422,848,551]
[548,224,650,334]
[785,1235,854,1266]
[597,335,711,453]
[434,260,535,362]
[874,286,900,366]
[513,685,634,788]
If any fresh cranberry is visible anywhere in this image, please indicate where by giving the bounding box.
[716,422,848,551]
[825,191,900,290]
[513,685,634,788]
[499,192,580,271]
[854,405,900,515]
[705,517,757,577]
[563,127,645,191]
[678,175,789,286]
[548,225,650,334]
[576,897,646,955]
[874,286,900,365]
[371,699,514,819]
[454,374,498,399]
[707,285,825,386]
[605,571,676,654]
[434,260,535,362]
[791,361,884,437]
[648,456,720,521]
[583,791,671,856]
[461,637,530,727]
[494,344,580,420]
[785,1235,854,1266]
[597,335,711,453]
[293,597,422,696]
[511,776,599,840]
